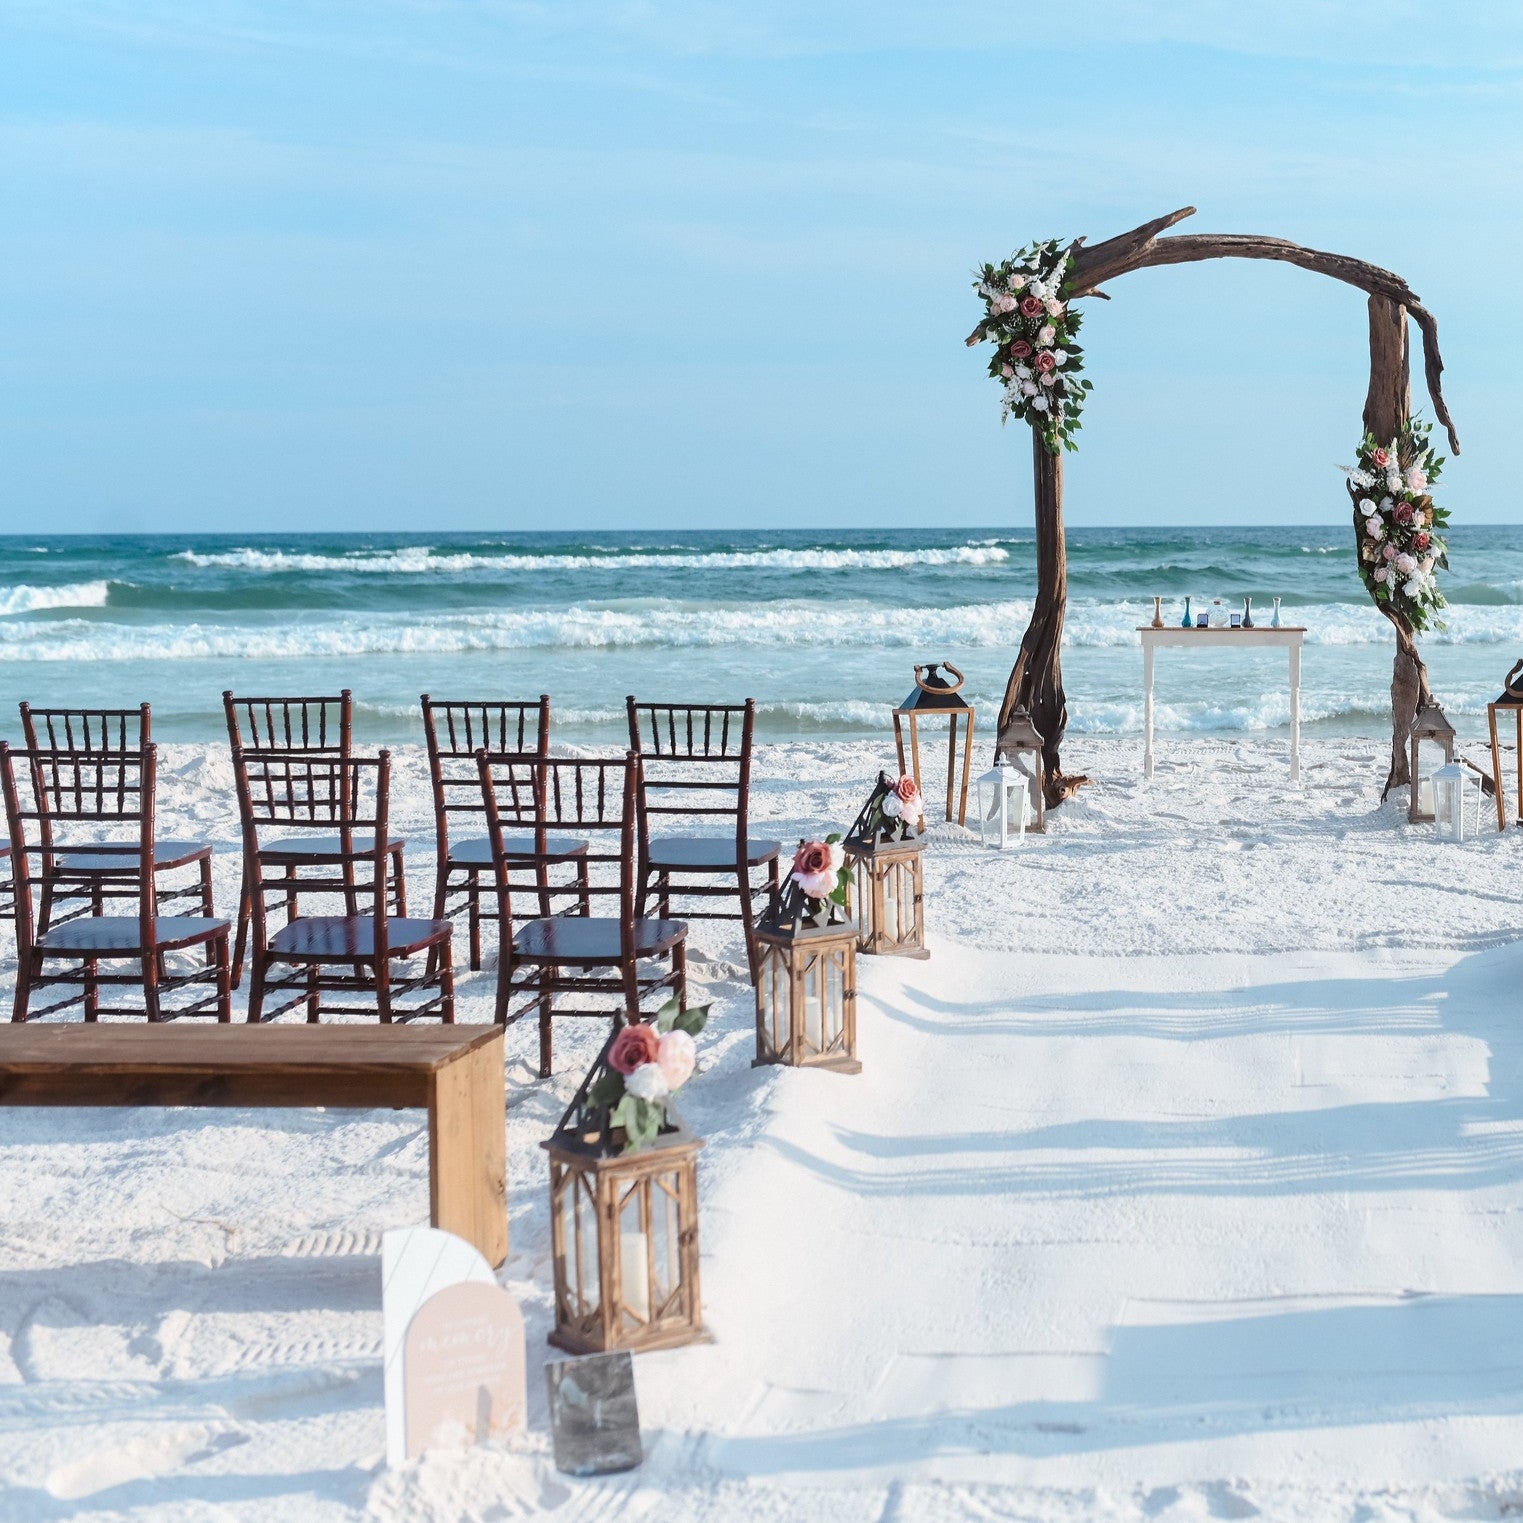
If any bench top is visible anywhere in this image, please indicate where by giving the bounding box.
[0,1024,502,1108]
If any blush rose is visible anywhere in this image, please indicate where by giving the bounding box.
[609,1021,661,1075]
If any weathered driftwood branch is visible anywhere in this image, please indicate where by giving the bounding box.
[995,206,1458,809]
[1065,207,1460,455]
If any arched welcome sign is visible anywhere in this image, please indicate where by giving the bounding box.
[968,206,1461,809]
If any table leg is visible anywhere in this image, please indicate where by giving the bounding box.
[1289,643,1302,784]
[1142,642,1155,779]
[429,1035,507,1268]
[1490,705,1505,831]
[959,712,975,828]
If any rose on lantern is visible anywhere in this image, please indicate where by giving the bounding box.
[791,836,850,906]
[587,997,712,1154]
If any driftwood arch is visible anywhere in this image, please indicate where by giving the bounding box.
[986,206,1461,806]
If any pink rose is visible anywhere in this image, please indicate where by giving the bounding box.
[1374,567,1388,583]
[656,1029,695,1091]
[1414,531,1430,551]
[1019,296,1043,318]
[1001,363,1014,378]
[996,294,1017,314]
[1040,372,1057,387]
[892,775,923,826]
[1009,339,1033,359]
[1393,501,1414,525]
[1045,298,1063,316]
[1035,351,1057,372]
[1038,324,1056,345]
[1406,466,1428,491]
[792,840,837,899]
[1371,447,1391,468]
[1383,545,1396,561]
[609,1021,661,1075]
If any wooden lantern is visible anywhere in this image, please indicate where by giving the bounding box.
[994,704,1045,833]
[1488,660,1523,831]
[543,1038,707,1354]
[1408,701,1456,824]
[892,662,974,826]
[844,773,928,959]
[753,875,860,1073]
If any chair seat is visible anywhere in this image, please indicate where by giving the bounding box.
[449,834,589,866]
[512,916,685,963]
[267,915,450,960]
[261,832,405,862]
[40,915,229,953]
[54,839,212,874]
[647,835,783,870]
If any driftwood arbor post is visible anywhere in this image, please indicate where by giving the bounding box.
[983,207,1460,806]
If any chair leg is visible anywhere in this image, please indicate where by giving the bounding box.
[439,946,455,1023]
[246,954,267,1024]
[232,863,252,989]
[673,937,688,1009]
[468,878,481,972]
[376,960,393,1025]
[11,949,33,1023]
[199,855,215,918]
[306,964,321,1023]
[142,955,162,1024]
[213,936,232,1022]
[738,861,762,985]
[428,861,449,977]
[658,871,671,920]
[538,971,554,1078]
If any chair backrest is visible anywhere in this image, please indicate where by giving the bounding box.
[20,703,150,752]
[231,749,395,956]
[0,741,158,957]
[421,696,550,852]
[223,690,353,756]
[625,698,756,852]
[478,752,638,939]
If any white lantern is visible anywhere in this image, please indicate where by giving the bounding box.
[976,764,1029,849]
[1431,762,1480,843]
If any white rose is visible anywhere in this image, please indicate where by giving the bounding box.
[882,794,903,818]
[1380,496,1393,510]
[1386,472,1403,493]
[1009,274,1026,290]
[624,1063,670,1102]
[1045,298,1062,316]
[1365,518,1383,540]
[1021,381,1038,396]
[1403,578,1422,599]
[1038,325,1056,345]
[825,840,845,872]
[1040,371,1057,387]
[1395,552,1416,574]
[1029,279,1047,299]
[1031,394,1049,411]
[997,294,1017,314]
[1015,364,1032,379]
[1358,498,1375,513]
[1406,466,1428,491]
[1051,348,1067,365]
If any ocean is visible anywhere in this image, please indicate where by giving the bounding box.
[2,526,1521,748]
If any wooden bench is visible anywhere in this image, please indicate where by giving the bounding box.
[0,1024,508,1267]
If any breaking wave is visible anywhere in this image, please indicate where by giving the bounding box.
[0,582,112,616]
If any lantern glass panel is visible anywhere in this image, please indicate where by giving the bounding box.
[573,1172,599,1319]
[759,946,787,1059]
[1415,738,1447,815]
[883,863,900,940]
[824,949,845,1053]
[617,1182,652,1331]
[653,1172,681,1320]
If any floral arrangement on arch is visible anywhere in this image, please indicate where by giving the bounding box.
[967,238,1090,454]
[589,997,711,1153]
[1343,418,1449,632]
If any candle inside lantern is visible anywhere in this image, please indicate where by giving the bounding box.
[619,1231,650,1322]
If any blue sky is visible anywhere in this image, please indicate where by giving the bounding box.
[2,2,1519,534]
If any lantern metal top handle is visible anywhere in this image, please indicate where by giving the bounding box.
[913,661,965,696]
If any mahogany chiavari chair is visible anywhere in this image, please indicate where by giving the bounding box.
[234,749,453,1023]
[477,752,686,1077]
[420,695,588,971]
[17,703,214,932]
[625,698,781,983]
[0,742,231,1022]
[223,689,406,985]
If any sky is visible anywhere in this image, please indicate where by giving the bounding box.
[1,1,1520,535]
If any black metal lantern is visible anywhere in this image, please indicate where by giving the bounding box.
[843,774,928,959]
[892,662,974,826]
[753,873,860,1073]
[543,1037,706,1354]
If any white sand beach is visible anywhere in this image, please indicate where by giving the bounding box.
[2,736,1523,1521]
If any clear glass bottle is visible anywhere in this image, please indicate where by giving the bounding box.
[1208,598,1229,629]
[1271,596,1283,628]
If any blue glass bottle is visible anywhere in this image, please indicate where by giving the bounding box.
[1181,596,1192,629]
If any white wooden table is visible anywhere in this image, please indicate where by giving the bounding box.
[1138,625,1307,782]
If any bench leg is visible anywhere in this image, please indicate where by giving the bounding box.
[429,1044,507,1268]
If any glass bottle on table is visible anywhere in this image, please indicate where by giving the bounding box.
[1208,598,1229,629]
[1181,596,1193,629]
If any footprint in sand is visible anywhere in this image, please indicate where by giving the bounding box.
[46,1427,249,1501]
